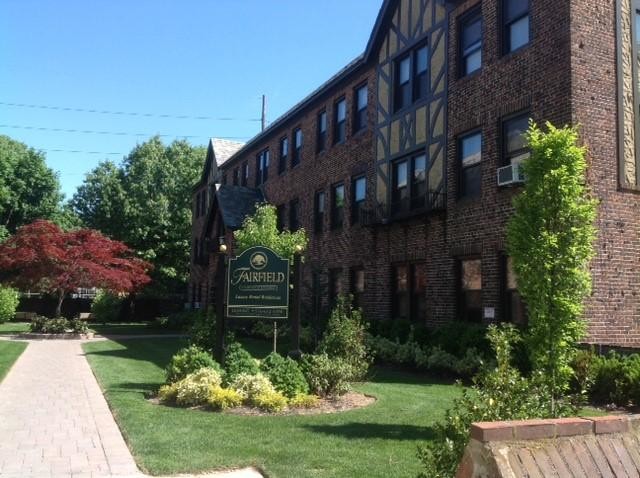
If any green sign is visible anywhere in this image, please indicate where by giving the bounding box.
[226,246,290,319]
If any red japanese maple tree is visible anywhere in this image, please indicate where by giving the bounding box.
[0,220,152,316]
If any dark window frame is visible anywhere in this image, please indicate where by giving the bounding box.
[393,41,429,112]
[390,152,428,215]
[292,127,303,167]
[289,198,300,232]
[276,204,286,232]
[331,182,345,230]
[457,129,482,199]
[501,254,527,326]
[458,6,483,78]
[353,83,368,133]
[233,167,239,186]
[501,111,530,167]
[333,97,347,144]
[317,109,327,153]
[328,267,343,308]
[350,266,365,310]
[278,136,288,174]
[391,262,426,322]
[241,161,249,186]
[457,256,482,323]
[351,175,366,225]
[255,148,269,186]
[314,190,325,234]
[501,0,530,55]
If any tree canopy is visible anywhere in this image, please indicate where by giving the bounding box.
[0,135,66,234]
[71,136,206,294]
[0,220,151,316]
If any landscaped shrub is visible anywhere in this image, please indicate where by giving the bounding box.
[189,310,216,351]
[91,290,123,323]
[431,322,489,358]
[30,316,70,334]
[224,342,260,384]
[589,352,632,405]
[253,389,288,412]
[366,334,399,363]
[260,352,308,398]
[417,325,574,478]
[207,386,243,410]
[426,346,459,377]
[0,286,19,323]
[155,310,198,331]
[289,393,319,408]
[317,295,371,380]
[175,367,223,407]
[229,373,275,402]
[165,345,221,384]
[301,353,353,398]
[157,383,179,403]
[454,347,485,378]
[570,347,597,397]
[70,318,89,334]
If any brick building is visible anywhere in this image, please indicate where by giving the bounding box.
[190,0,640,348]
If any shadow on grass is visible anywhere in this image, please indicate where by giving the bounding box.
[366,366,457,387]
[302,422,437,441]
[83,337,188,372]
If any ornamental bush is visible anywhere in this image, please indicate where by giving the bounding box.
[188,310,216,351]
[289,393,319,409]
[317,295,371,380]
[157,383,179,404]
[165,345,221,384]
[229,373,275,402]
[224,342,260,384]
[90,290,122,323]
[175,367,223,407]
[0,286,19,323]
[207,386,243,410]
[30,316,69,333]
[260,352,308,398]
[253,389,288,412]
[301,353,353,398]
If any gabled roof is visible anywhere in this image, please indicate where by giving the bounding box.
[204,185,265,236]
[193,138,245,191]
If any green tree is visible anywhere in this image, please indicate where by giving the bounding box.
[234,203,307,261]
[71,136,206,294]
[507,122,597,412]
[0,135,63,233]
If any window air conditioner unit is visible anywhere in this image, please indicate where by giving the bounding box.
[193,302,201,310]
[497,163,525,186]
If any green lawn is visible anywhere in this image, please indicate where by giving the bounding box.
[0,322,30,335]
[83,337,459,477]
[0,340,27,382]
[90,322,182,336]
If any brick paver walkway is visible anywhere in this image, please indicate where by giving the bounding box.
[0,339,262,478]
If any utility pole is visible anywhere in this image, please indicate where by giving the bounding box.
[261,95,267,132]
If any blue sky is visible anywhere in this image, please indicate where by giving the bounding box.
[1,1,381,199]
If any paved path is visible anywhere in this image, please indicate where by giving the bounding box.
[0,339,262,478]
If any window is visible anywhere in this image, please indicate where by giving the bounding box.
[458,131,482,198]
[502,113,530,166]
[255,149,269,186]
[393,44,429,112]
[351,176,366,224]
[317,110,327,152]
[459,258,482,322]
[331,183,345,229]
[241,162,249,186]
[314,190,325,233]
[354,84,368,132]
[459,8,482,76]
[289,198,300,232]
[502,0,530,54]
[279,137,288,174]
[276,204,286,232]
[292,128,302,167]
[334,98,346,144]
[504,256,526,325]
[351,267,365,309]
[391,153,427,214]
[392,263,426,322]
[233,167,239,186]
[329,268,343,307]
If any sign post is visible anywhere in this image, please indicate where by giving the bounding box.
[227,246,290,321]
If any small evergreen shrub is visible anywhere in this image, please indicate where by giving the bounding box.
[91,291,122,323]
[317,295,371,380]
[70,318,89,334]
[229,373,275,402]
[224,342,260,384]
[175,367,223,407]
[253,389,288,412]
[426,346,459,377]
[207,386,243,410]
[301,353,353,398]
[189,310,216,351]
[590,352,632,405]
[30,316,70,333]
[260,352,308,398]
[0,286,19,323]
[289,393,319,408]
[158,383,179,403]
[165,345,221,384]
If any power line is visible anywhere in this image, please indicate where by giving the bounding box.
[0,101,262,122]
[45,149,124,156]
[0,123,248,140]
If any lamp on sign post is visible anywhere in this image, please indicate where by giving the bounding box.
[214,237,228,364]
[288,245,304,359]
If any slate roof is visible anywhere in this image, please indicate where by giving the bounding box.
[211,138,244,166]
[215,185,264,230]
